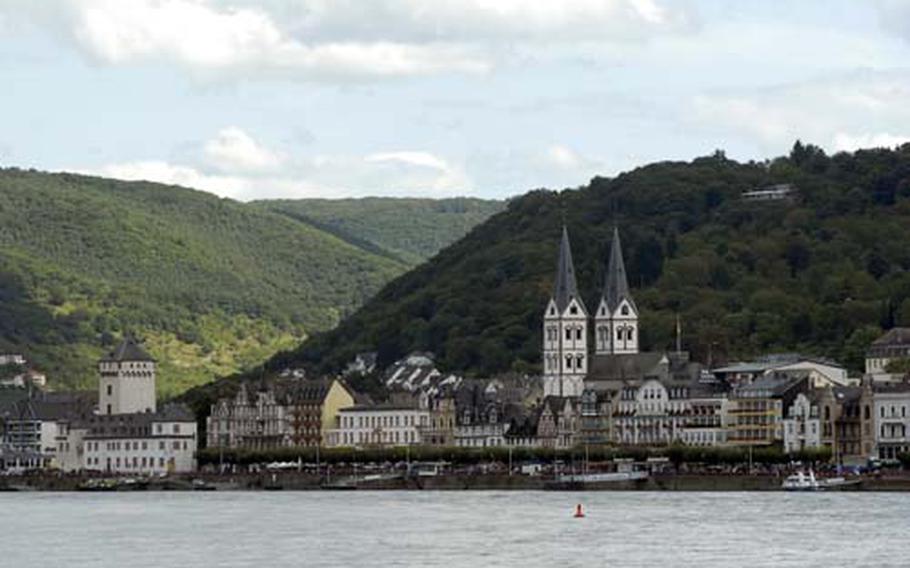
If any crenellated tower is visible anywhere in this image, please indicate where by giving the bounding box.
[594,227,639,355]
[542,226,588,397]
[98,336,157,415]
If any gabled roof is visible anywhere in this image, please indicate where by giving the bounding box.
[101,336,155,363]
[552,226,585,314]
[602,227,636,313]
[871,328,910,347]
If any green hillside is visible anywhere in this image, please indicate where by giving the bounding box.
[243,143,910,382]
[0,169,407,396]
[257,197,505,265]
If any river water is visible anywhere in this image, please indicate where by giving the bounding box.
[1,491,905,567]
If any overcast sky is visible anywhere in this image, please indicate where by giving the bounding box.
[1,0,910,201]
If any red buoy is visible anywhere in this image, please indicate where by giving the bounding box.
[574,504,585,518]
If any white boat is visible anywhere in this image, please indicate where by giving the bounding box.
[782,470,820,491]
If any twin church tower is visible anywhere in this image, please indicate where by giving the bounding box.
[542,227,639,397]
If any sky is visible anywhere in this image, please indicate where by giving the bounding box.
[1,0,910,201]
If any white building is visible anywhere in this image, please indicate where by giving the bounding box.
[542,226,588,398]
[327,405,429,448]
[81,406,197,474]
[873,382,910,460]
[0,337,198,474]
[866,328,910,382]
[782,392,822,453]
[98,337,157,415]
[594,227,639,357]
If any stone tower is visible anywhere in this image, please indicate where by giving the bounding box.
[98,336,157,415]
[594,227,639,355]
[542,226,588,397]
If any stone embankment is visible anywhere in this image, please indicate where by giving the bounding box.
[5,472,910,491]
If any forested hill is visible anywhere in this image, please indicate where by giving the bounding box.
[256,197,504,265]
[0,169,408,395]
[255,143,910,379]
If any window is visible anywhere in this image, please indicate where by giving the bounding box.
[565,329,572,340]
[569,306,578,315]
[173,424,180,434]
[106,385,112,396]
[621,305,629,315]
[576,328,582,340]
[627,328,634,340]
[616,329,623,340]
[566,356,573,370]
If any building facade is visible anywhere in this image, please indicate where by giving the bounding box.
[207,378,355,449]
[866,328,910,381]
[542,227,589,398]
[327,405,429,448]
[782,392,822,453]
[873,381,910,460]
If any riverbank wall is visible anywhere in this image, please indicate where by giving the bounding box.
[5,472,910,492]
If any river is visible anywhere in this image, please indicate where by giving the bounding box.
[0,491,904,567]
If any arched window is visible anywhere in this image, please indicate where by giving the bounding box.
[576,328,583,340]
[627,328,634,340]
[566,356,573,370]
[617,329,623,341]
[621,305,629,316]
[576,355,583,369]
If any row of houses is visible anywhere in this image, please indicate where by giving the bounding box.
[203,344,910,466]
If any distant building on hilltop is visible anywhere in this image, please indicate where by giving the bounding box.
[741,183,797,202]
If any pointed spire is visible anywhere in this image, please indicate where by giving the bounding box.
[603,227,636,312]
[553,226,581,312]
[101,335,155,362]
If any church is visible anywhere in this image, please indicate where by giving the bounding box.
[542,227,728,447]
[542,226,643,398]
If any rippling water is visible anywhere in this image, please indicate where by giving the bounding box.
[1,491,905,567]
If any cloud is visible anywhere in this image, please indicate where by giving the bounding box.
[79,160,249,196]
[2,0,694,81]
[203,126,284,172]
[832,132,910,152]
[545,145,583,169]
[363,150,470,193]
[876,0,910,44]
[690,71,910,155]
[75,129,474,200]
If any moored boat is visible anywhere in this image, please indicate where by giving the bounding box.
[781,470,820,491]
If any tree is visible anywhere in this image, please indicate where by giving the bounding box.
[885,358,910,375]
[843,326,882,372]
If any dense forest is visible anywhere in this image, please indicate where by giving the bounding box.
[234,143,910,387]
[256,197,504,265]
[0,170,411,395]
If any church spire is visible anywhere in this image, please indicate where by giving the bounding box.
[603,227,635,312]
[553,225,581,313]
